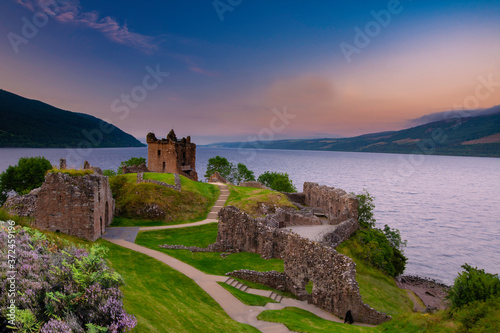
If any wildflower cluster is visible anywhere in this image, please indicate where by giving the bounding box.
[0,226,136,332]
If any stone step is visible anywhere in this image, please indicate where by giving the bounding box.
[224,277,233,284]
[207,212,218,219]
[212,206,223,213]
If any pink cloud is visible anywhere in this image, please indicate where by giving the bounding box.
[14,0,158,53]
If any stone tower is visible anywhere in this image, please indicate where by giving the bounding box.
[146,130,198,181]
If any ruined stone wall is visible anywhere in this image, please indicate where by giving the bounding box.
[122,163,149,174]
[208,171,229,184]
[227,270,288,291]
[322,218,359,248]
[136,173,181,191]
[3,188,40,217]
[238,181,269,189]
[147,131,197,181]
[34,172,114,241]
[270,208,322,226]
[284,192,306,206]
[303,182,358,224]
[216,206,390,324]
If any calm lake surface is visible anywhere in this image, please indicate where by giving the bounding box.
[1,147,499,285]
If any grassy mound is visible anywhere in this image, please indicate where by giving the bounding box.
[257,307,378,332]
[97,239,258,333]
[110,173,219,226]
[226,185,296,216]
[135,223,284,275]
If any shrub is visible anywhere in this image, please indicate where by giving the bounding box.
[234,163,256,183]
[257,171,297,193]
[0,226,136,332]
[0,156,52,205]
[339,190,407,277]
[448,264,500,309]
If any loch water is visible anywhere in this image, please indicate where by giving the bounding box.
[1,147,499,285]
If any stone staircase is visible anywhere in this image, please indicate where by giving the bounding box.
[224,277,283,303]
[207,185,230,219]
[224,277,249,292]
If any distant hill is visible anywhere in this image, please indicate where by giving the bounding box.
[205,110,500,158]
[0,90,145,148]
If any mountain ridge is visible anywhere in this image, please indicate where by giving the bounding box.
[0,89,145,148]
[204,110,500,158]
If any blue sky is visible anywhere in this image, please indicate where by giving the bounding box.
[0,0,499,143]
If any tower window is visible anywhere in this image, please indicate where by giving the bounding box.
[158,150,161,156]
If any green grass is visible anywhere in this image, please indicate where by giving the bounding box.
[110,173,219,226]
[143,172,175,184]
[226,185,296,217]
[135,224,284,276]
[337,243,413,317]
[97,239,259,333]
[49,168,94,176]
[137,223,218,247]
[217,282,277,306]
[257,307,379,332]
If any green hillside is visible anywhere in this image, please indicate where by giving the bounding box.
[206,111,500,157]
[0,89,145,148]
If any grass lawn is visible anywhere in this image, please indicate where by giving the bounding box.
[98,239,259,333]
[226,185,296,216]
[143,172,175,184]
[135,223,284,276]
[257,307,379,332]
[218,282,277,306]
[336,245,413,317]
[110,173,219,226]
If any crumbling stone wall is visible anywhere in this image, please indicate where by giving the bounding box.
[238,181,269,189]
[3,188,40,217]
[122,163,149,174]
[322,218,360,248]
[208,171,229,184]
[303,182,358,224]
[136,173,181,192]
[216,206,390,324]
[227,270,288,291]
[34,172,114,241]
[271,207,322,226]
[147,130,198,181]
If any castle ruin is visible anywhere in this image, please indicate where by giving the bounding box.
[146,130,198,181]
[3,160,114,242]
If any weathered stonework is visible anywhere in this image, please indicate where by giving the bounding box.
[208,171,229,183]
[216,206,390,324]
[238,181,269,189]
[147,130,198,181]
[3,188,40,217]
[136,173,181,192]
[303,182,358,224]
[33,172,114,241]
[227,270,288,291]
[271,207,322,226]
[122,163,149,174]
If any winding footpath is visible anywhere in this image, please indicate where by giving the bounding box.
[104,182,365,332]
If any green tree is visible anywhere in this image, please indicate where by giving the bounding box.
[234,163,256,183]
[0,156,52,205]
[448,264,500,309]
[204,156,235,181]
[357,189,376,229]
[257,171,297,193]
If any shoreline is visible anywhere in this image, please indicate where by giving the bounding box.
[397,275,450,312]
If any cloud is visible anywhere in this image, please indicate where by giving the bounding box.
[14,0,158,53]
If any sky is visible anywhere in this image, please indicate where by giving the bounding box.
[0,0,499,144]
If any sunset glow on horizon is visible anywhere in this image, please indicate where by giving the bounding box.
[0,0,499,143]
